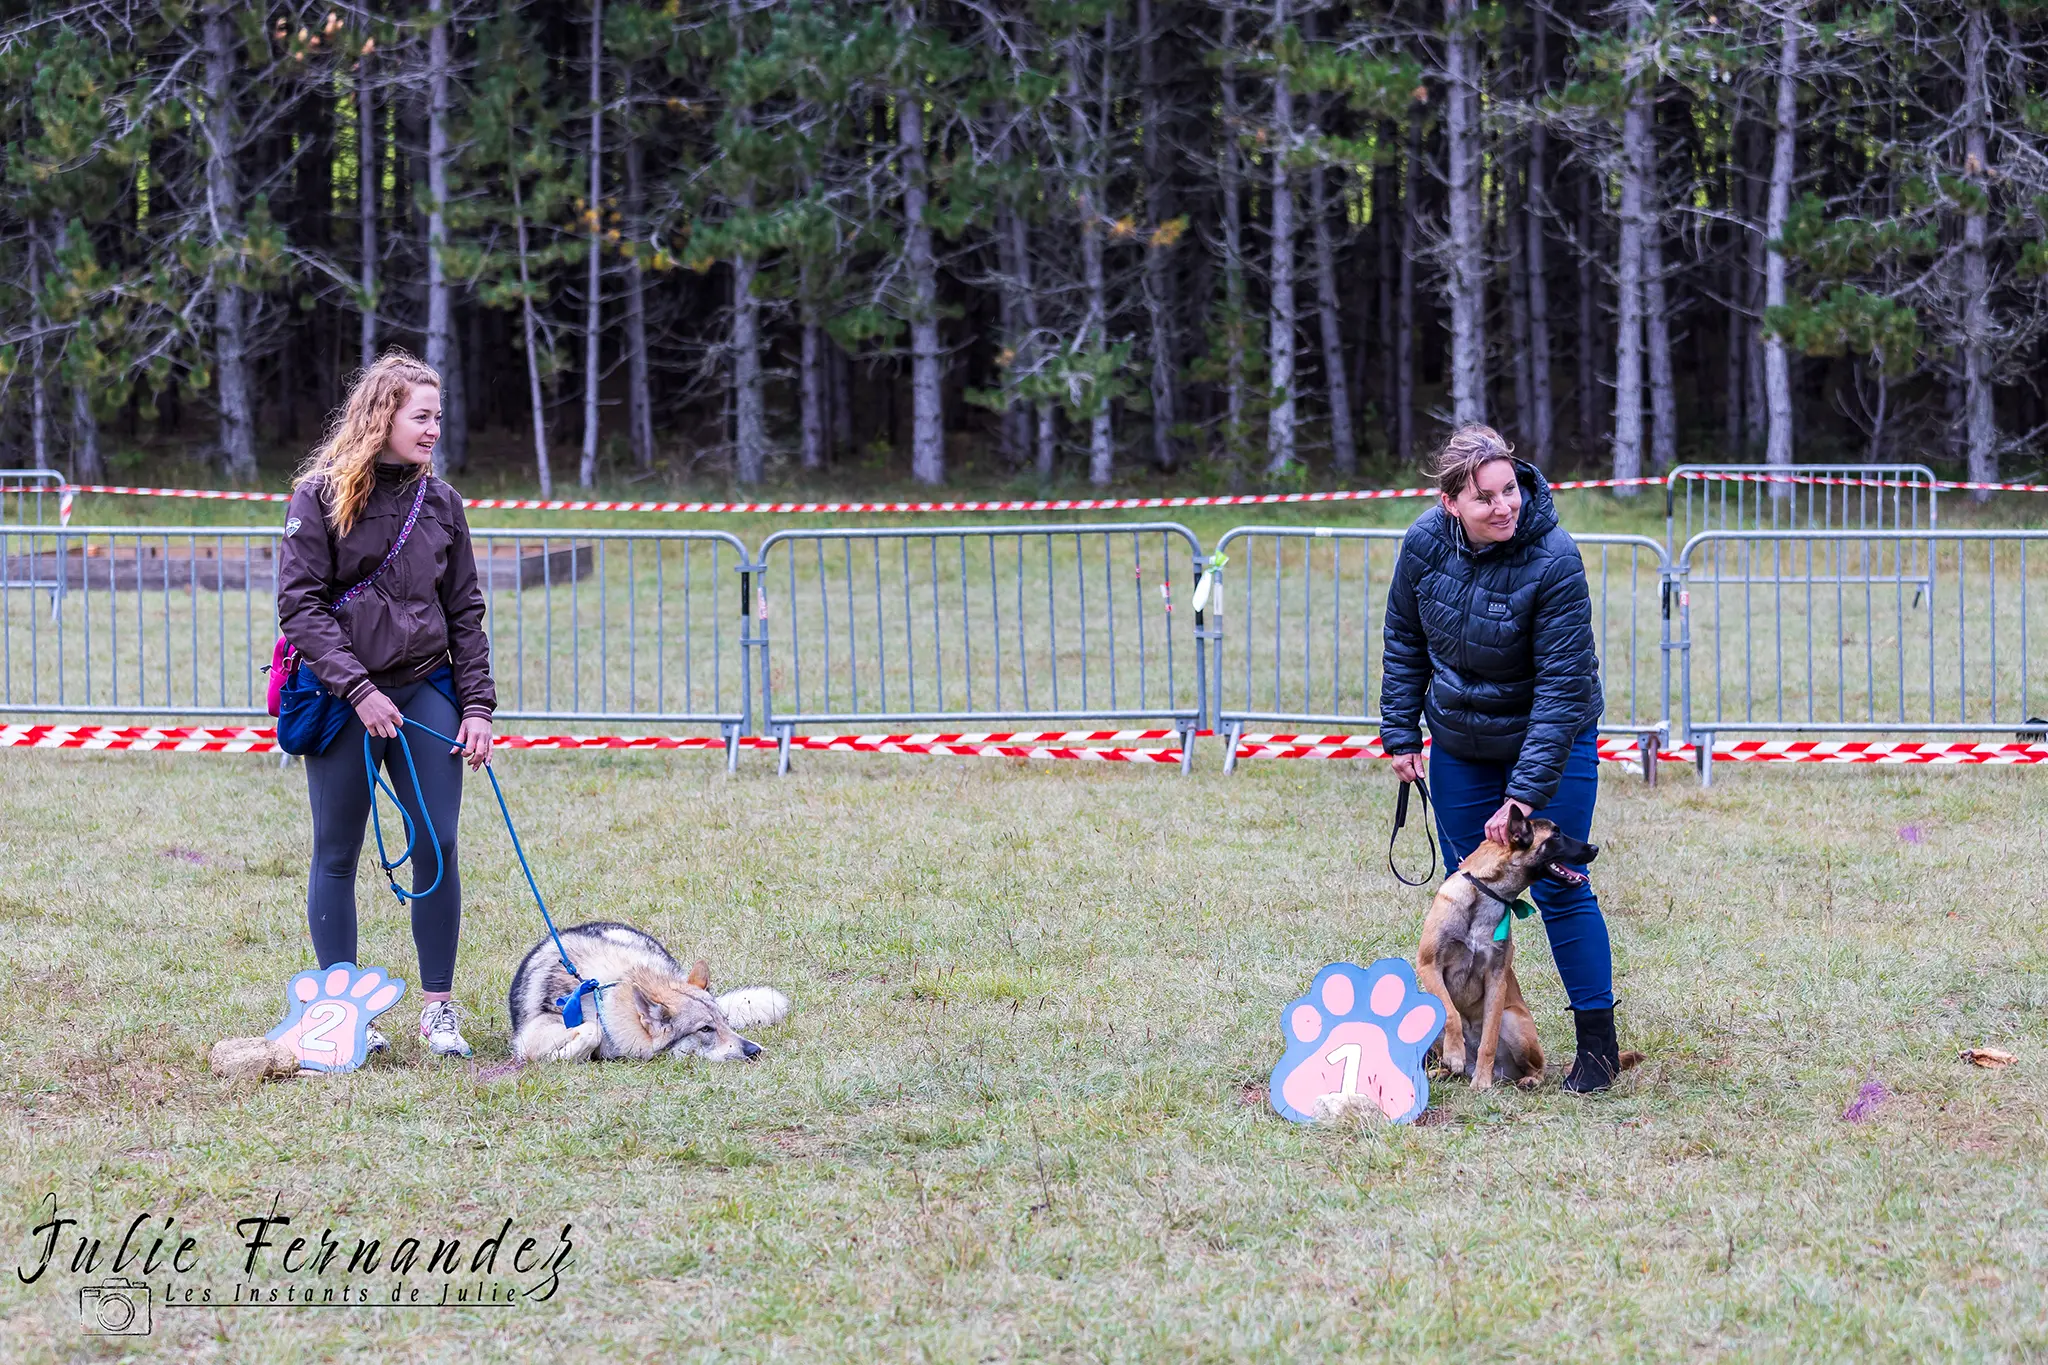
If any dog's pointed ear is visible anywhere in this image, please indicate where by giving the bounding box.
[687,959,711,991]
[632,986,672,1026]
[1506,804,1534,850]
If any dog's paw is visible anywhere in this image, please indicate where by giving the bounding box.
[267,963,405,1074]
[716,986,789,1033]
[551,1021,603,1062]
[1269,959,1446,1125]
[511,1016,602,1065]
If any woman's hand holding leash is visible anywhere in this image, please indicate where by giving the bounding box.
[454,717,493,770]
[1390,751,1426,784]
[355,688,403,739]
[352,688,489,768]
[1484,799,1532,846]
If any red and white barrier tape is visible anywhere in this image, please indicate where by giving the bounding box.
[1230,733,2048,765]
[7,724,2041,765]
[1679,738,2048,764]
[789,728,1182,745]
[780,729,1186,762]
[1230,734,1661,762]
[38,481,1585,517]
[0,725,288,753]
[29,469,2047,524]
[0,724,1186,762]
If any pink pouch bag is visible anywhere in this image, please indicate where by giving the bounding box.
[266,637,296,718]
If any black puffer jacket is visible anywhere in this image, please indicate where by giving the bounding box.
[1380,460,1602,809]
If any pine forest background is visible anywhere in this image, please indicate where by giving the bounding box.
[6,0,2048,498]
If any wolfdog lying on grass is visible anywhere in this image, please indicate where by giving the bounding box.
[508,921,789,1064]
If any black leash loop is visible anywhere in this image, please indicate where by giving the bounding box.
[1388,775,1438,887]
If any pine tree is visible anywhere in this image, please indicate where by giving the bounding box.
[2,21,145,478]
[456,5,584,495]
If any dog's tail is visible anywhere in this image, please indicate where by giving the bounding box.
[1619,1050,1645,1072]
[717,986,791,1033]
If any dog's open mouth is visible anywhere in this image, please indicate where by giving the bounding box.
[1544,861,1587,886]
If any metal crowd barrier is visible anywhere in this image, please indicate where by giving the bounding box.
[1666,463,1938,595]
[0,471,68,613]
[1206,527,1673,781]
[474,529,753,767]
[0,525,754,767]
[1675,529,2046,782]
[0,470,67,526]
[11,511,2045,788]
[0,525,282,719]
[752,523,1212,773]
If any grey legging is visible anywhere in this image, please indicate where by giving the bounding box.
[304,678,464,992]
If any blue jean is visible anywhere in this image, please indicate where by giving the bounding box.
[1429,728,1614,1011]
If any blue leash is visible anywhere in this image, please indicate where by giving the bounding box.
[366,717,607,1030]
[364,724,446,902]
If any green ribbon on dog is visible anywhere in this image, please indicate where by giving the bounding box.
[1493,899,1538,942]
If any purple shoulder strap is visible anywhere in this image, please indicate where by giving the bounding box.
[334,475,431,609]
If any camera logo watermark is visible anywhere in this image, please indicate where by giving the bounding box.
[78,1279,151,1335]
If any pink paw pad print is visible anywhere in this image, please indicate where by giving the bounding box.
[266,963,406,1074]
[1269,959,1446,1125]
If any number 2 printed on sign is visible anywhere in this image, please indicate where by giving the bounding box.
[295,1001,350,1055]
[266,963,407,1074]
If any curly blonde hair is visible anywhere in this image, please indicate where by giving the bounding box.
[1429,424,1516,499]
[295,350,441,537]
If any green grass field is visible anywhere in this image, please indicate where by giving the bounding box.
[1,749,2043,1362]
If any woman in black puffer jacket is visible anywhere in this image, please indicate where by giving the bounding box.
[1382,424,1628,1092]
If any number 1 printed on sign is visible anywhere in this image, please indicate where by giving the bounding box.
[1323,1042,1364,1096]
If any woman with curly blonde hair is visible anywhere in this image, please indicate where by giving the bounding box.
[277,350,495,1060]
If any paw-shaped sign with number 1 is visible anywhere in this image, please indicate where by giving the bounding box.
[1269,959,1446,1125]
[266,963,406,1074]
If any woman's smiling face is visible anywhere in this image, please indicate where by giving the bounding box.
[1441,457,1522,545]
[381,383,442,466]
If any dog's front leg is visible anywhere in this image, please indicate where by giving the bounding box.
[1417,937,1465,1075]
[554,1021,603,1062]
[1471,964,1507,1091]
[513,1015,603,1064]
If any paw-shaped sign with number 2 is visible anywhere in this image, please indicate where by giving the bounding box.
[1269,959,1445,1125]
[267,963,406,1074]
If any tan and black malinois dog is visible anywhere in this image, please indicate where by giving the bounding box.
[1416,806,1632,1090]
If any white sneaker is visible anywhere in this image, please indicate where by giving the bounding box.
[364,1025,391,1056]
[419,1001,472,1058]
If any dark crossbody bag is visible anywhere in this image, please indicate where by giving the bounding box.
[271,475,431,756]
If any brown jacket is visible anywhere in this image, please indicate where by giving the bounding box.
[277,463,496,720]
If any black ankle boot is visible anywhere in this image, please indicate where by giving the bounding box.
[1564,1008,1622,1093]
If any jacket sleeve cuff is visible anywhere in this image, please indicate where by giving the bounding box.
[1378,723,1422,753]
[461,703,495,721]
[342,676,377,704]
